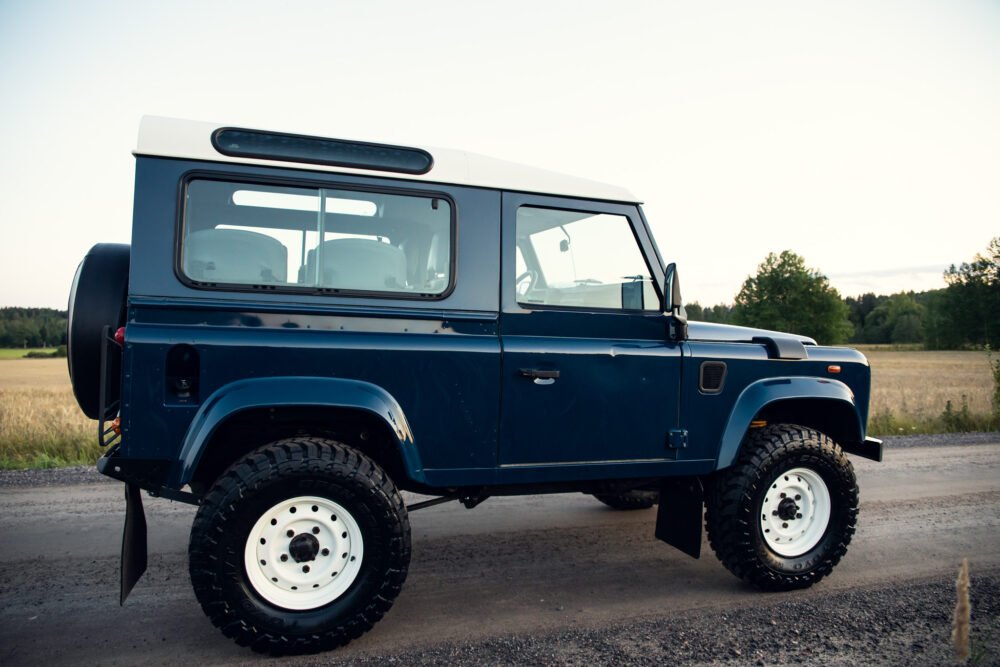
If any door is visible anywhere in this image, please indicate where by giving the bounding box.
[499,193,682,466]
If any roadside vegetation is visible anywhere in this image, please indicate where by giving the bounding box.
[0,347,61,360]
[0,360,98,469]
[865,348,998,436]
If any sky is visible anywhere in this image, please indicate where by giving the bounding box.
[1,0,998,309]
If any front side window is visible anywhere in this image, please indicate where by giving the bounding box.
[181,180,452,297]
[516,206,659,310]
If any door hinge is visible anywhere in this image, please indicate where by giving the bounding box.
[667,429,689,449]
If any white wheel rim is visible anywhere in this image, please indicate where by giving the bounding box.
[244,495,364,610]
[759,467,831,557]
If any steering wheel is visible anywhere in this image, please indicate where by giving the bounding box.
[516,270,538,296]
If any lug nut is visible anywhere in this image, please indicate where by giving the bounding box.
[321,548,330,556]
[782,522,788,528]
[312,527,320,535]
[795,494,801,500]
[303,565,310,573]
[796,513,803,519]
[280,554,288,562]
[286,529,294,537]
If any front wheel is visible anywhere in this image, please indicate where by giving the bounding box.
[705,424,858,591]
[189,438,410,655]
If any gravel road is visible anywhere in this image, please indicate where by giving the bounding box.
[1,434,998,666]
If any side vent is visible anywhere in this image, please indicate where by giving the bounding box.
[166,344,200,404]
[699,361,727,394]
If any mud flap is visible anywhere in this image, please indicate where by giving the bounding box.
[655,477,704,559]
[121,483,148,605]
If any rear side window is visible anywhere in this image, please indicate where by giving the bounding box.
[180,180,452,297]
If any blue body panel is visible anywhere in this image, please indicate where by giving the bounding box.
[174,376,420,486]
[115,156,875,495]
[680,341,870,470]
[715,376,862,469]
[121,303,501,487]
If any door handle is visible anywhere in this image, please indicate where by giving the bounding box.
[519,368,560,384]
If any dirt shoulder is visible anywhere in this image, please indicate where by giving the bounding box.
[329,572,1000,667]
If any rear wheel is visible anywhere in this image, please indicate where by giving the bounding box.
[189,438,410,655]
[592,490,658,510]
[705,424,858,590]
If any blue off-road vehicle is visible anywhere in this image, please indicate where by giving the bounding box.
[68,117,882,655]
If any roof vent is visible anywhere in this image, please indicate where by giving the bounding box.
[212,128,433,175]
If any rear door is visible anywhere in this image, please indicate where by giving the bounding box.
[498,192,681,466]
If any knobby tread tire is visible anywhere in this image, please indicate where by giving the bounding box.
[705,424,858,591]
[592,490,658,510]
[188,438,410,655]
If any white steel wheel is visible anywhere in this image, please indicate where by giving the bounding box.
[759,467,831,557]
[244,495,364,610]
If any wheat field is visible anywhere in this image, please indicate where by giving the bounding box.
[0,351,996,468]
[864,349,995,431]
[0,359,98,468]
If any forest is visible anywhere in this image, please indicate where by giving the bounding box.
[687,237,999,348]
[0,308,67,348]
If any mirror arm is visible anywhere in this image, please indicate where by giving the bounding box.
[662,262,688,341]
[670,307,688,341]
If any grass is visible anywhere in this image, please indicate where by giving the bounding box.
[0,347,59,360]
[865,349,998,436]
[0,350,996,470]
[0,359,99,469]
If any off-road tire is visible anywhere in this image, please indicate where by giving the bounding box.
[189,438,410,655]
[705,424,858,591]
[67,243,130,419]
[592,490,658,510]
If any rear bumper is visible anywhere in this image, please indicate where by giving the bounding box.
[841,436,883,463]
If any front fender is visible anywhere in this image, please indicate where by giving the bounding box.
[715,377,863,470]
[172,376,419,487]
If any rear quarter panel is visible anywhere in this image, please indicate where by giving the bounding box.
[120,157,503,487]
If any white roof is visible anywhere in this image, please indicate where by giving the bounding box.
[135,116,641,204]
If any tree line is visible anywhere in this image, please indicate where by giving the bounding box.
[686,237,1000,348]
[0,308,68,348]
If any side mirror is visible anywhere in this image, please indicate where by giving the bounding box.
[663,263,688,340]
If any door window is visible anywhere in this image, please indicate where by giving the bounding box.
[515,206,659,310]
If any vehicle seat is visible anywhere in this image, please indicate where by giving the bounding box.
[425,232,449,291]
[314,238,407,291]
[184,228,287,284]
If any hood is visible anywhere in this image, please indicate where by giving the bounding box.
[686,321,817,346]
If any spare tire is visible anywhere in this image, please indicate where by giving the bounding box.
[67,243,130,419]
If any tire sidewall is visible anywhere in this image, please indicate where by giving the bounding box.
[67,243,129,419]
[204,471,399,636]
[749,445,855,576]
